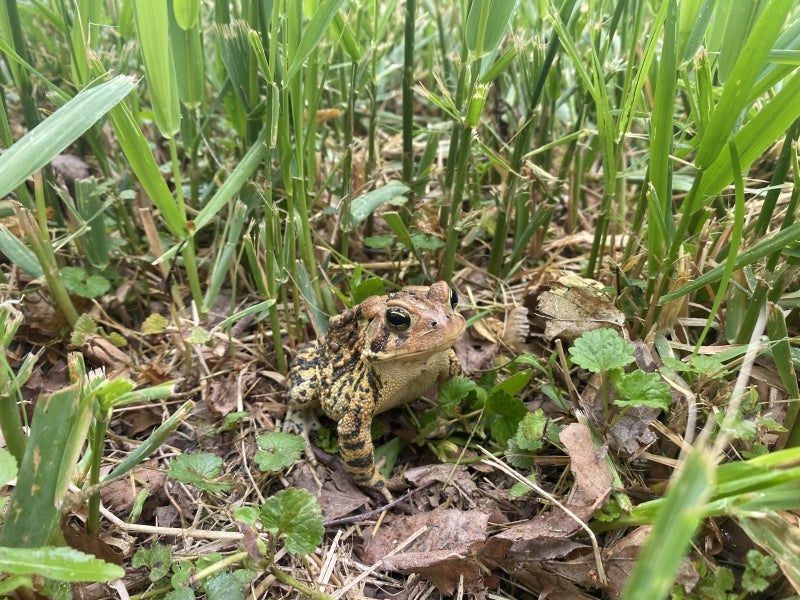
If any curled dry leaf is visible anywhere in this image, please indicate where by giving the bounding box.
[502,305,531,353]
[286,461,369,520]
[534,273,625,341]
[497,424,612,561]
[577,340,664,456]
[51,154,91,191]
[402,463,476,495]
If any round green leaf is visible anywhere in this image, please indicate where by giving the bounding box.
[254,432,305,472]
[260,488,324,556]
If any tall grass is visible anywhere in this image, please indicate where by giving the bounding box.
[1,0,800,596]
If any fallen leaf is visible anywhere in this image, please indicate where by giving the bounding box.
[101,460,167,519]
[206,372,241,416]
[455,328,498,374]
[362,509,509,595]
[505,564,598,599]
[286,461,369,520]
[601,527,699,598]
[402,463,476,495]
[560,422,613,511]
[577,340,663,456]
[62,521,123,566]
[504,524,699,599]
[51,154,91,191]
[119,405,163,436]
[607,406,659,456]
[81,334,130,371]
[535,274,625,341]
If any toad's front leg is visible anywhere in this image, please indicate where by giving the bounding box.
[336,405,391,500]
[284,343,324,465]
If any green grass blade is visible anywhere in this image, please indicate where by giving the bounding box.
[617,1,666,143]
[662,211,800,304]
[622,448,715,600]
[132,0,180,138]
[738,514,800,586]
[0,385,80,547]
[464,0,515,58]
[714,0,765,84]
[107,101,187,238]
[74,180,109,269]
[0,547,123,582]
[694,0,792,170]
[170,10,205,110]
[331,12,362,62]
[203,201,248,313]
[0,76,134,199]
[646,0,676,259]
[677,0,716,62]
[347,180,410,228]
[767,302,800,448]
[693,141,745,349]
[697,67,800,201]
[193,128,266,232]
[0,225,41,278]
[286,0,344,82]
[173,0,200,30]
[102,400,192,483]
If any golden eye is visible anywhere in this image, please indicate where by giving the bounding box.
[449,287,459,309]
[386,307,411,331]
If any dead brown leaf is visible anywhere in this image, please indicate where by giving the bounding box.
[402,463,475,494]
[455,327,498,374]
[287,461,369,519]
[119,405,163,436]
[494,423,613,589]
[81,334,130,373]
[601,527,699,598]
[561,422,613,511]
[62,521,123,566]
[100,459,167,519]
[535,273,625,341]
[509,565,598,599]
[362,509,510,595]
[206,371,243,416]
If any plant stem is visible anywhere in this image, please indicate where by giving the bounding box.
[270,564,335,600]
[16,203,79,327]
[401,0,416,219]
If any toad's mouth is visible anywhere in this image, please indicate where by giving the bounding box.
[365,329,465,361]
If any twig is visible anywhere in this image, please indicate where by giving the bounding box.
[322,481,434,528]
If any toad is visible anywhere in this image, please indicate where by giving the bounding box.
[283,281,466,497]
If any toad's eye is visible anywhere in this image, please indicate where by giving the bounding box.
[386,307,411,331]
[449,287,459,309]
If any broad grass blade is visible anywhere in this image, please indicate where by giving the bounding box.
[464,0,515,58]
[622,448,715,600]
[694,0,792,171]
[0,76,135,199]
[0,384,81,547]
[133,0,180,138]
[738,514,800,588]
[286,0,344,82]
